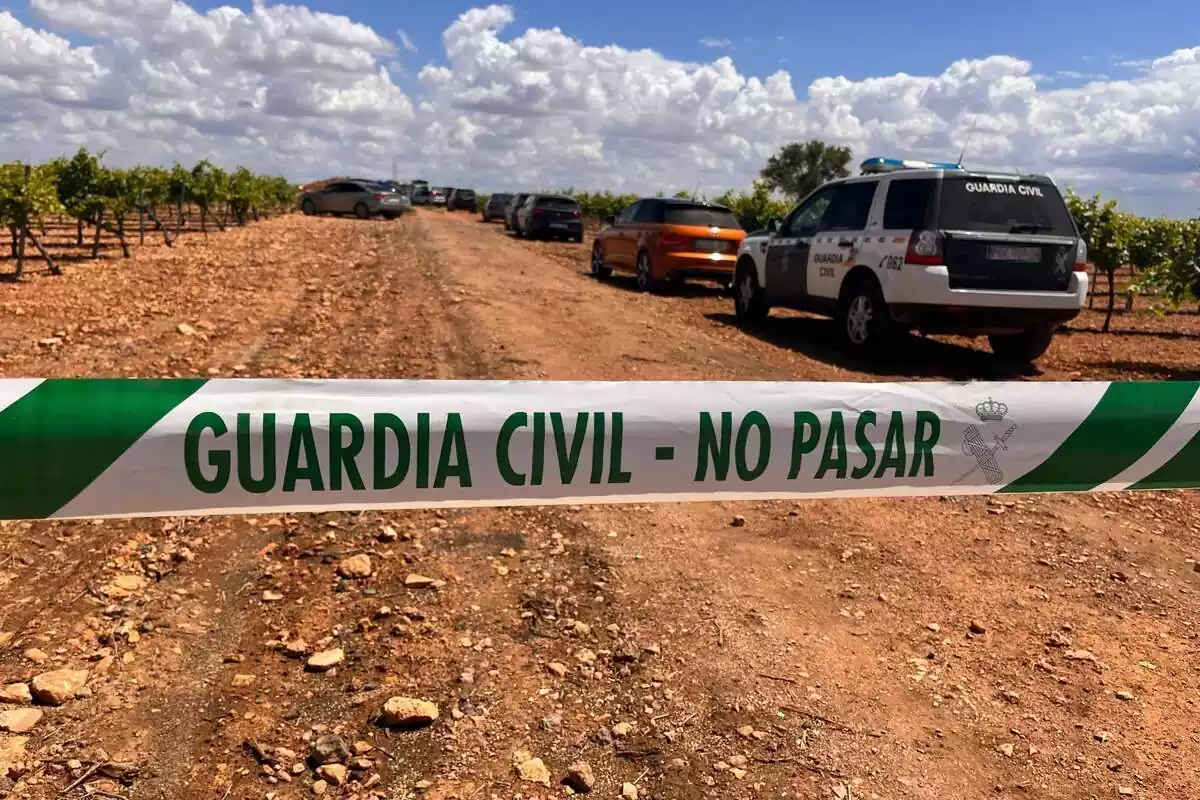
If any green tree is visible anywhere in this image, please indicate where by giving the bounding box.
[759,140,852,202]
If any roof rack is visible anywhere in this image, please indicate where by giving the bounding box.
[859,157,964,175]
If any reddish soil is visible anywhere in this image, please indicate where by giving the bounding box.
[0,208,1196,800]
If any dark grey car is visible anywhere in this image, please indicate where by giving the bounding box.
[299,180,410,219]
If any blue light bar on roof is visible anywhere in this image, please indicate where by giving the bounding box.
[860,157,964,174]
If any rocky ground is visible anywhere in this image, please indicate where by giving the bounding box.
[0,210,1197,800]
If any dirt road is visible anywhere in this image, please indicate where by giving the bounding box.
[0,211,1196,800]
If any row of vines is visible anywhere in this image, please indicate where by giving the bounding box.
[0,148,295,278]
[1064,191,1200,331]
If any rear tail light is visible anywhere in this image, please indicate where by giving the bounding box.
[660,232,688,248]
[572,210,582,218]
[532,208,545,217]
[373,193,386,201]
[1074,239,1090,272]
[906,230,944,266]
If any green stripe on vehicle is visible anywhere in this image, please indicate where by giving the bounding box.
[1000,381,1199,494]
[1129,430,1200,491]
[0,379,205,519]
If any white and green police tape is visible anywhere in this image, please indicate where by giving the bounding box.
[1,378,1198,520]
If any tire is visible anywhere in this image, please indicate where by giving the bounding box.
[382,213,396,221]
[301,199,316,216]
[733,261,769,322]
[989,325,1055,364]
[354,203,370,220]
[839,278,892,353]
[573,232,584,244]
[591,242,613,279]
[635,251,661,293]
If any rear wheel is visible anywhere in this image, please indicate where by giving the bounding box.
[635,251,661,293]
[573,232,584,244]
[301,199,316,216]
[839,278,892,353]
[734,261,769,322]
[989,325,1055,364]
[354,203,370,220]
[591,242,612,279]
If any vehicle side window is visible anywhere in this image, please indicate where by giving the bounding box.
[784,189,834,237]
[821,182,878,231]
[617,203,639,224]
[633,200,660,224]
[882,179,936,229]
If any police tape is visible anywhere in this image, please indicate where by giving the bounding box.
[0,378,1198,521]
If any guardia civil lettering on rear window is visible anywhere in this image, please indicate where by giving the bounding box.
[184,411,473,494]
[695,410,941,482]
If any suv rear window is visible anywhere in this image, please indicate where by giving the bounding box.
[458,190,475,198]
[536,196,580,211]
[492,193,512,203]
[663,203,741,229]
[936,176,1076,235]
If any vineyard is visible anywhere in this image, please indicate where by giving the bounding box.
[0,148,294,278]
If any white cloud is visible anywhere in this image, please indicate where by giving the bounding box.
[396,27,417,54]
[2,1,1199,215]
[699,37,731,49]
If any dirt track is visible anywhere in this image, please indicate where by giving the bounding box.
[0,210,1198,800]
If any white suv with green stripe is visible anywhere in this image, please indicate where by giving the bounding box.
[733,157,1089,363]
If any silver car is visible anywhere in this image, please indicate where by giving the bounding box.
[299,180,410,219]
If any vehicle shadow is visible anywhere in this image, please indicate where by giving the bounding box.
[598,274,730,300]
[1097,361,1200,381]
[706,312,1039,380]
[1063,324,1200,341]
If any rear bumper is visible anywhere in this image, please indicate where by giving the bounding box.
[528,219,583,236]
[885,265,1087,309]
[659,252,737,279]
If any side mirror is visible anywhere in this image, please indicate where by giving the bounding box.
[767,219,782,235]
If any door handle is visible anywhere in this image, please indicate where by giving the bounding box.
[838,238,854,247]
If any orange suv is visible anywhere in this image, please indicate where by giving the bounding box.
[590,198,746,292]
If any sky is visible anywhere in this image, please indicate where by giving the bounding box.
[2,0,1199,216]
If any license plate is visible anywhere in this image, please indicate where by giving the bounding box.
[694,239,726,252]
[987,245,1041,263]
[550,223,568,229]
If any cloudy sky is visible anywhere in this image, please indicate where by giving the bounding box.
[3,0,1199,216]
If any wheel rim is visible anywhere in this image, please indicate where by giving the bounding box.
[737,272,755,314]
[356,205,368,219]
[846,294,873,345]
[637,255,650,290]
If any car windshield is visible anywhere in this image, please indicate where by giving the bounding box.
[663,203,741,229]
[492,193,512,203]
[936,176,1076,235]
[537,197,579,211]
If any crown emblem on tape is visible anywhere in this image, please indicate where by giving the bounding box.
[975,397,1008,422]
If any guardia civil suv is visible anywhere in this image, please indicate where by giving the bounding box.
[733,157,1090,364]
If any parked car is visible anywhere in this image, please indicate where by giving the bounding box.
[447,188,478,212]
[731,156,1089,362]
[410,180,432,205]
[515,194,584,242]
[482,192,512,222]
[504,192,531,231]
[590,198,744,291]
[431,188,448,206]
[299,180,410,219]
